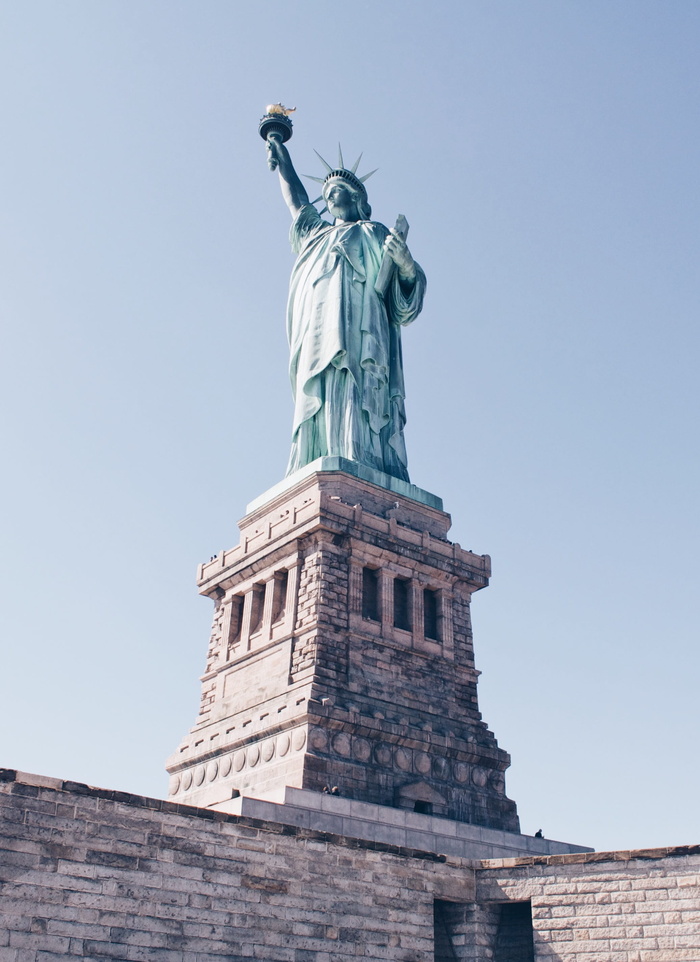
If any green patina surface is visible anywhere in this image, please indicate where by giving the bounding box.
[265,121,426,490]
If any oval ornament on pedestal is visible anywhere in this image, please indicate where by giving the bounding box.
[353,737,371,762]
[182,770,193,791]
[309,727,328,751]
[168,775,181,796]
[233,751,246,772]
[394,747,411,771]
[432,756,449,779]
[220,755,232,777]
[277,733,291,756]
[374,743,392,767]
[292,728,307,751]
[247,745,260,767]
[472,766,487,787]
[262,739,275,762]
[454,762,469,783]
[489,771,505,792]
[415,752,431,775]
[332,732,351,757]
[194,765,206,786]
[206,761,219,782]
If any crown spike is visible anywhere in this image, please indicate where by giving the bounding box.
[351,152,363,174]
[313,149,334,173]
[309,196,323,207]
[359,168,378,184]
[338,143,345,168]
[304,174,326,183]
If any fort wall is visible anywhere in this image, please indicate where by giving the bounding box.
[1,771,697,962]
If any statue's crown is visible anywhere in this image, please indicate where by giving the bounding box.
[304,147,377,207]
[323,167,367,197]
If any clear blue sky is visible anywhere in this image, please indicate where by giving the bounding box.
[0,1,698,853]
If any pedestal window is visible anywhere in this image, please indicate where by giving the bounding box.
[393,577,411,631]
[362,567,380,621]
[424,588,440,641]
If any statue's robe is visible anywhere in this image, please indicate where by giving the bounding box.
[287,204,426,482]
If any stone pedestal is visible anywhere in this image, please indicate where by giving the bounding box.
[166,463,519,832]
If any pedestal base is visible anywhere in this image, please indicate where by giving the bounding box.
[246,457,443,514]
[213,786,591,861]
[166,467,518,832]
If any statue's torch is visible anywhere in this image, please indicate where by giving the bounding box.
[259,104,295,170]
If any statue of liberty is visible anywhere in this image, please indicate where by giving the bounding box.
[263,111,426,483]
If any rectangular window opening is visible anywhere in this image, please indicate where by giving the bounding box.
[249,584,265,635]
[272,570,288,623]
[362,567,380,621]
[393,577,411,631]
[424,588,440,641]
[228,595,244,647]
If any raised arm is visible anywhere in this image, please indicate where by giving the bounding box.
[266,133,310,219]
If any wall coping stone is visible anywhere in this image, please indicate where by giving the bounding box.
[2,768,579,863]
[479,843,700,870]
[0,769,459,865]
[3,769,697,878]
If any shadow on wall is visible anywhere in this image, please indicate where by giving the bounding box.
[434,899,537,962]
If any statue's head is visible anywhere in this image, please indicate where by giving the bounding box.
[322,170,372,221]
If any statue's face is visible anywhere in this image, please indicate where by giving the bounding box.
[325,181,360,222]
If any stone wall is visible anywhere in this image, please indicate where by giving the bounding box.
[0,770,473,962]
[166,471,519,831]
[475,849,700,962]
[1,770,698,962]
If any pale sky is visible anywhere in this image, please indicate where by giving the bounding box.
[1,0,698,853]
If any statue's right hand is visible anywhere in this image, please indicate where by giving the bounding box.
[266,133,283,171]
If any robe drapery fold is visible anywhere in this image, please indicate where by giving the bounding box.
[286,204,426,482]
